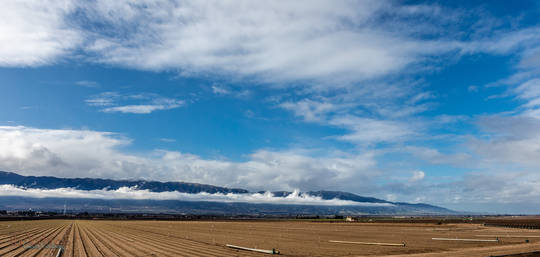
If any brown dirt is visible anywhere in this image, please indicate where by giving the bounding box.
[0,219,540,256]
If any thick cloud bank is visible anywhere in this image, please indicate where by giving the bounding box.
[0,126,377,193]
[0,185,392,207]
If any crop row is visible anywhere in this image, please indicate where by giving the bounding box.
[0,220,264,256]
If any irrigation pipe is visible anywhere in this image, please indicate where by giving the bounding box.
[55,247,63,257]
[226,244,280,254]
[476,235,540,238]
[329,240,406,247]
[432,237,499,242]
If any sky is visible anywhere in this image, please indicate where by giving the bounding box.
[1,0,540,213]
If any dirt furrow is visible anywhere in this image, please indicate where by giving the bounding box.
[0,223,39,236]
[99,223,220,253]
[129,223,268,257]
[4,219,537,257]
[79,222,145,256]
[105,223,238,256]
[100,231,178,257]
[62,222,76,257]
[78,222,118,257]
[107,222,261,256]
[2,224,65,257]
[0,226,57,255]
[62,222,75,257]
[97,224,204,257]
[23,223,70,257]
[73,222,88,257]
[77,222,105,257]
[77,223,127,257]
[0,226,47,242]
[54,223,73,257]
[89,224,161,256]
[0,224,52,243]
[0,226,51,249]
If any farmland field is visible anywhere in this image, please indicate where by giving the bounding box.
[1,219,540,256]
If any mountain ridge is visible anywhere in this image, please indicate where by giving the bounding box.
[0,171,454,215]
[0,170,248,194]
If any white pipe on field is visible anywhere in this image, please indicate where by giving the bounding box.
[55,247,63,257]
[329,240,406,246]
[475,235,540,238]
[432,237,499,242]
[226,244,279,254]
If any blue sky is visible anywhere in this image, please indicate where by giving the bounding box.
[1,0,540,213]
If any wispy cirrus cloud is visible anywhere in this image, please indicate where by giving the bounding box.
[513,78,540,119]
[279,94,420,145]
[280,99,340,123]
[86,92,184,114]
[158,138,176,143]
[329,116,414,145]
[85,91,119,107]
[4,0,537,86]
[211,85,230,95]
[211,84,251,99]
[468,115,540,169]
[77,1,540,88]
[403,146,472,166]
[75,80,99,88]
[102,101,184,114]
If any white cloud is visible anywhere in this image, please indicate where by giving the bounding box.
[519,45,540,70]
[404,146,472,166]
[159,138,176,143]
[81,0,429,84]
[329,116,413,144]
[210,84,251,99]
[0,0,81,66]
[280,100,339,122]
[467,85,479,92]
[211,85,230,95]
[510,78,540,119]
[102,103,183,114]
[410,172,540,210]
[470,26,540,55]
[86,92,184,114]
[85,92,119,107]
[515,79,540,105]
[409,170,425,183]
[279,95,419,145]
[75,80,99,88]
[0,185,392,206]
[469,115,540,169]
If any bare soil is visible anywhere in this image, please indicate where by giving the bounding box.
[1,219,540,256]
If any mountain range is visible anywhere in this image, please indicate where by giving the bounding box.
[0,171,455,215]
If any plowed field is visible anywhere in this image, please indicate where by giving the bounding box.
[1,220,540,256]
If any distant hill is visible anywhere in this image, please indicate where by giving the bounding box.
[306,191,389,203]
[0,170,248,194]
[0,171,455,215]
